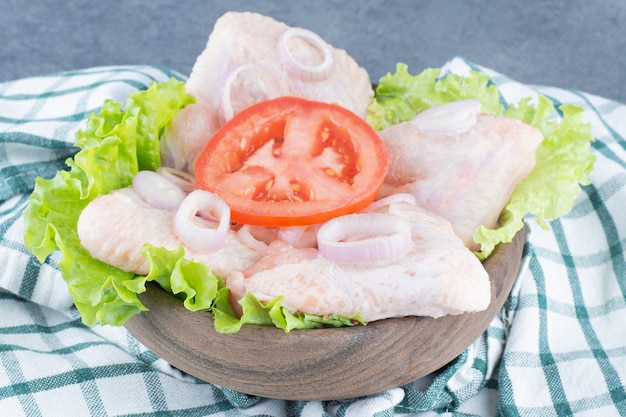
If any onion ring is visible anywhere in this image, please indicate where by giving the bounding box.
[156,167,196,193]
[367,193,417,213]
[220,63,282,122]
[317,212,412,263]
[132,170,187,211]
[410,99,481,137]
[277,27,335,82]
[237,225,270,255]
[173,190,230,253]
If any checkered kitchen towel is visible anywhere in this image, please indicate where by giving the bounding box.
[0,59,624,416]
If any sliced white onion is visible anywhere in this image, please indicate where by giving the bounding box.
[237,225,270,255]
[220,63,281,121]
[277,27,335,82]
[277,226,306,246]
[317,213,412,264]
[247,225,280,245]
[132,170,187,211]
[366,193,417,213]
[410,99,481,137]
[173,190,230,253]
[156,167,196,193]
[278,225,320,248]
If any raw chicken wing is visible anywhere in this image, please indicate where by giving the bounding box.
[379,114,543,251]
[160,12,374,172]
[77,188,261,276]
[226,202,491,321]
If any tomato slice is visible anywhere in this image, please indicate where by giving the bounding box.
[194,96,388,227]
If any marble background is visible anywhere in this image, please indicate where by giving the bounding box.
[1,0,624,103]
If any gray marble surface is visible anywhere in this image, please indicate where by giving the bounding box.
[1,0,625,103]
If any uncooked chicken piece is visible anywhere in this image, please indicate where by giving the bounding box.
[226,202,491,321]
[379,113,543,251]
[77,188,261,276]
[160,11,374,172]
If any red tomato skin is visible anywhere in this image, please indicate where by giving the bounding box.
[195,96,388,227]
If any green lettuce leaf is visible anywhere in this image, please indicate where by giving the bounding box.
[367,63,595,259]
[367,63,504,131]
[237,292,364,333]
[141,245,365,334]
[23,78,195,326]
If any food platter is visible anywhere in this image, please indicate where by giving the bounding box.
[125,228,525,401]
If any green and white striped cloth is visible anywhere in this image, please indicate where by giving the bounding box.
[0,58,624,416]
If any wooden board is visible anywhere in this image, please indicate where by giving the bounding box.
[125,229,525,401]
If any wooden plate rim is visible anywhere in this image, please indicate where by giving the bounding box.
[125,228,525,401]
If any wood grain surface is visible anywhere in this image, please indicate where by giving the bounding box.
[125,228,525,401]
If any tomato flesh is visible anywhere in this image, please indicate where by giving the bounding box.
[194,96,388,227]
